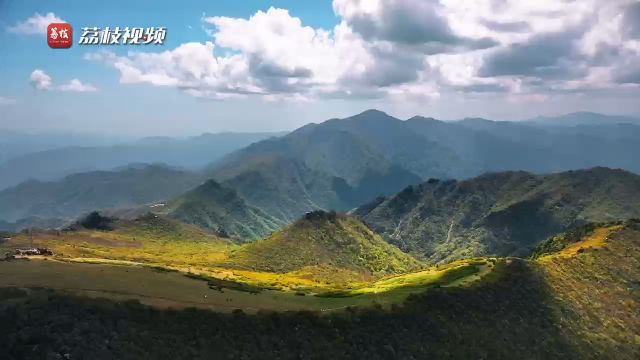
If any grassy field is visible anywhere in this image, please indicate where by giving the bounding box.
[0,214,494,312]
[0,258,491,313]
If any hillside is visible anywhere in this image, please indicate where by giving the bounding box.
[1,212,235,268]
[159,179,285,241]
[228,211,423,278]
[2,220,638,358]
[0,164,202,230]
[531,220,640,353]
[213,155,354,223]
[355,167,640,263]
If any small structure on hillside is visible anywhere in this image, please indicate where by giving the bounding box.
[13,248,54,257]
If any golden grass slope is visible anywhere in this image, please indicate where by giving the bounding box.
[533,220,640,354]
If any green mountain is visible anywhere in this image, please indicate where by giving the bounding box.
[207,110,452,223]
[228,211,423,276]
[207,110,640,227]
[0,164,202,230]
[212,155,353,223]
[355,167,640,263]
[158,179,285,241]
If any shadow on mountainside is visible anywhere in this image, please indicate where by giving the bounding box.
[0,258,597,360]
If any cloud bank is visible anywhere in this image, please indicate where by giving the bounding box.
[86,0,640,102]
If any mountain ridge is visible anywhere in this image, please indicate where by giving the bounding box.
[355,167,640,263]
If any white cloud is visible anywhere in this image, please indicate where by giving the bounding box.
[29,69,98,92]
[8,12,64,35]
[0,97,17,106]
[30,69,53,90]
[86,0,640,102]
[58,79,98,92]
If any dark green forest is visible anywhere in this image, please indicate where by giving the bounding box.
[0,259,629,360]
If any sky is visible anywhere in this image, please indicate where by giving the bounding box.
[0,0,639,136]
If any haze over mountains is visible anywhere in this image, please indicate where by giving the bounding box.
[1,110,640,233]
[0,132,282,190]
[0,165,202,229]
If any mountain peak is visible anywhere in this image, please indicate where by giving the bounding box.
[358,109,389,116]
[228,212,423,276]
[347,109,397,122]
[406,115,439,123]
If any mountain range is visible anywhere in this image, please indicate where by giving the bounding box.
[0,132,282,190]
[354,167,640,263]
[2,110,640,234]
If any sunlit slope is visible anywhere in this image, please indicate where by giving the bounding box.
[227,211,424,277]
[3,213,235,267]
[531,220,640,355]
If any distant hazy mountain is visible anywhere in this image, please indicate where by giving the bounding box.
[0,130,130,165]
[527,112,640,127]
[227,210,423,276]
[0,132,283,190]
[354,167,640,264]
[0,164,202,228]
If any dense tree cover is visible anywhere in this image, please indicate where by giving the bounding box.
[0,260,607,360]
[76,212,116,231]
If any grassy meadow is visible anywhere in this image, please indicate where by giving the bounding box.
[0,216,494,312]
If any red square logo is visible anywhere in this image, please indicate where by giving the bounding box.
[47,23,73,48]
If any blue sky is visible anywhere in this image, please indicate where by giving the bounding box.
[1,0,639,136]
